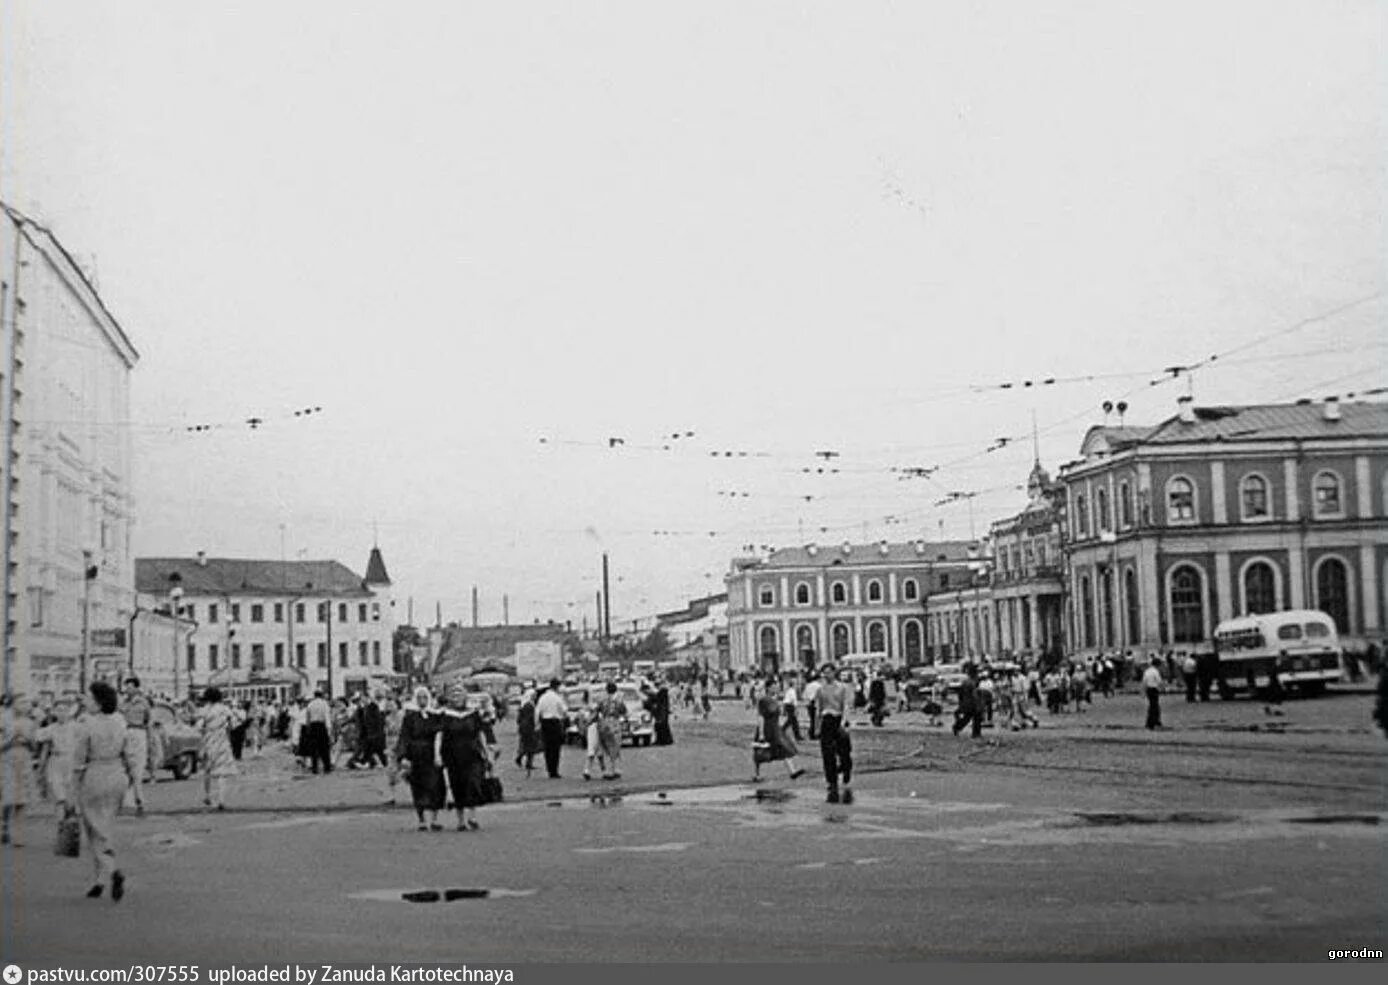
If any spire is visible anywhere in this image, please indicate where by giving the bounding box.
[1031,409,1041,468]
[363,546,391,586]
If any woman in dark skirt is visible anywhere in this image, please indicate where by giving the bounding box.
[434,687,498,832]
[753,680,804,782]
[514,689,541,776]
[396,686,444,831]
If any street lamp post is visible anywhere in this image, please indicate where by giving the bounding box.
[80,550,98,693]
[170,585,185,698]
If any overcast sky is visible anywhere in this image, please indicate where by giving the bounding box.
[1,1,1383,631]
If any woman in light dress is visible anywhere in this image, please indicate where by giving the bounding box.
[197,687,239,810]
[0,693,37,845]
[590,682,627,781]
[72,681,137,901]
[36,698,80,818]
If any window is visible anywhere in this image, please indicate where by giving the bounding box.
[274,642,284,668]
[295,603,305,623]
[758,586,775,607]
[230,603,241,623]
[316,642,327,667]
[1315,557,1350,632]
[208,644,219,671]
[831,582,847,604]
[1037,541,1048,566]
[358,603,367,622]
[1119,481,1133,528]
[903,621,922,662]
[1097,488,1111,531]
[866,580,883,603]
[250,604,264,624]
[338,643,348,668]
[251,644,265,671]
[372,641,381,666]
[939,574,950,590]
[1169,566,1204,643]
[187,644,196,673]
[273,603,284,623]
[795,625,815,663]
[338,603,348,623]
[867,622,886,653]
[27,587,43,627]
[794,583,811,606]
[1167,477,1196,523]
[208,604,219,624]
[295,643,306,668]
[1241,474,1270,521]
[758,626,778,658]
[1243,562,1277,615]
[831,623,851,658]
[231,644,241,669]
[902,579,918,602]
[359,642,368,666]
[1101,569,1114,646]
[316,604,326,624]
[1313,471,1343,518]
[372,603,380,622]
[1305,622,1331,639]
[1277,624,1302,641]
[1080,575,1094,648]
[1075,493,1090,536]
[1125,568,1140,644]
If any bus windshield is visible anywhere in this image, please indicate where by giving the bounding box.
[1304,622,1331,639]
[1277,625,1303,641]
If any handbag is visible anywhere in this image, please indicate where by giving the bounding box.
[481,772,504,804]
[751,726,772,765]
[54,811,81,858]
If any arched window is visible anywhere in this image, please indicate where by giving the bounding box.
[831,623,851,658]
[902,620,922,662]
[867,622,887,653]
[794,582,811,606]
[901,579,919,602]
[758,585,775,607]
[1243,561,1277,615]
[1101,568,1114,646]
[831,582,847,604]
[1097,488,1111,531]
[1168,477,1196,523]
[1315,557,1350,633]
[866,579,883,603]
[1075,493,1090,536]
[1124,567,1140,643]
[1240,474,1270,521]
[1313,471,1344,518]
[758,626,779,658]
[1119,480,1133,528]
[795,624,816,664]
[1080,575,1094,648]
[1169,566,1205,643]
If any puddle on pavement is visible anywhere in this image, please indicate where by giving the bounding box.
[1067,811,1240,827]
[350,887,537,903]
[573,842,693,854]
[1286,813,1380,826]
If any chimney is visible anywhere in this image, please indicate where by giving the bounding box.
[1177,395,1195,425]
[1323,396,1342,422]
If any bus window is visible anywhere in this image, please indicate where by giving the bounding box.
[1277,624,1302,641]
[1304,622,1330,639]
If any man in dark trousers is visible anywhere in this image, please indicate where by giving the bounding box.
[952,666,983,739]
[354,693,389,767]
[303,689,334,774]
[1142,657,1164,730]
[535,679,568,778]
[813,664,854,804]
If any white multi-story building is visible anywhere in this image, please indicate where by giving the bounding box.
[725,540,979,674]
[135,549,396,701]
[1,204,139,699]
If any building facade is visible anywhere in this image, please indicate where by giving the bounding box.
[134,549,396,701]
[988,460,1067,663]
[725,540,978,673]
[1,204,139,699]
[1060,397,1388,661]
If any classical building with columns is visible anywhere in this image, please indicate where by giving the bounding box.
[987,459,1066,663]
[725,539,978,674]
[1059,397,1388,661]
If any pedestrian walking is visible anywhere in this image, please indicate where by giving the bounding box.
[303,690,334,774]
[1143,657,1165,730]
[1182,653,1198,702]
[196,687,238,810]
[354,693,389,768]
[119,677,152,815]
[396,686,444,831]
[952,667,984,739]
[782,678,803,741]
[1008,669,1039,730]
[648,682,674,746]
[802,672,822,739]
[36,698,79,818]
[813,664,854,804]
[867,674,889,727]
[514,689,541,776]
[73,681,137,902]
[588,682,627,781]
[752,685,804,782]
[435,687,498,832]
[0,693,36,845]
[535,679,567,779]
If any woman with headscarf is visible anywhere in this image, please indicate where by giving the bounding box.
[0,692,37,845]
[433,686,498,831]
[514,688,541,777]
[72,681,137,901]
[196,687,238,810]
[396,686,444,831]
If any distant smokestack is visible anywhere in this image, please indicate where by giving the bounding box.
[472,586,479,628]
[602,553,611,640]
[503,594,510,626]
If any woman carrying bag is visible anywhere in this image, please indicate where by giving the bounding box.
[72,681,137,901]
[752,680,805,783]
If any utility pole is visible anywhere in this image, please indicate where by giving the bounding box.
[471,586,479,628]
[602,553,611,641]
[324,599,334,699]
[503,594,509,626]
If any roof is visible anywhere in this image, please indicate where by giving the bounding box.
[431,624,569,678]
[749,540,981,570]
[1142,401,1388,444]
[363,547,392,585]
[135,557,372,598]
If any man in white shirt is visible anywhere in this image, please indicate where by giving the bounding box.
[782,678,802,741]
[303,690,334,774]
[535,679,569,779]
[1142,658,1165,730]
[802,674,822,739]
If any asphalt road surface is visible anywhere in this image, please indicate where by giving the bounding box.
[2,688,1384,963]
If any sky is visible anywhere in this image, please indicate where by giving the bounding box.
[1,1,1383,631]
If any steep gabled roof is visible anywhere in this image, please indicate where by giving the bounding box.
[363,547,392,586]
[135,557,371,598]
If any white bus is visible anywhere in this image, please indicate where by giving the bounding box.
[1212,609,1343,697]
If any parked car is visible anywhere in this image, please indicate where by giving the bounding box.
[614,684,655,747]
[150,701,201,780]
